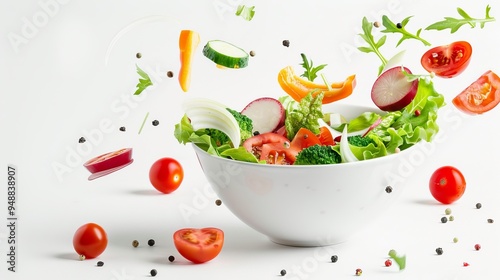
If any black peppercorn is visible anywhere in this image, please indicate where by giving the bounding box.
[79,137,86,143]
[280,269,286,276]
[168,255,175,262]
[396,22,402,28]
[282,40,290,47]
[148,239,155,246]
[331,255,338,263]
[436,247,443,255]
[150,269,157,276]
[97,261,104,267]
[152,120,159,126]
[385,186,393,193]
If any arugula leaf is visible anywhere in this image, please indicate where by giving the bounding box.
[357,17,388,75]
[134,64,153,95]
[235,5,255,21]
[388,249,406,270]
[299,53,327,82]
[426,5,496,33]
[381,15,431,46]
[284,91,324,140]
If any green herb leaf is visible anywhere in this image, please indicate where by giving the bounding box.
[388,250,406,270]
[381,15,431,46]
[357,17,388,75]
[425,5,496,33]
[134,64,153,95]
[299,53,327,82]
[235,5,256,21]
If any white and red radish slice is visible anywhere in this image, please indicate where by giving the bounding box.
[371,66,418,112]
[84,148,134,180]
[241,97,285,134]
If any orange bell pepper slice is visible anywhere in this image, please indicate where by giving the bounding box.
[178,30,200,92]
[277,66,356,104]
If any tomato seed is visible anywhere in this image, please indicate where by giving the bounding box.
[385,186,393,193]
[331,255,338,263]
[167,71,174,78]
[132,240,139,247]
[97,261,104,267]
[474,244,481,251]
[476,203,482,209]
[150,269,157,276]
[436,247,443,255]
[168,255,175,262]
[78,137,86,143]
[280,269,287,276]
[282,40,290,47]
[148,239,155,246]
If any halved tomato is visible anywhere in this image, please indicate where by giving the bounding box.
[452,70,500,115]
[243,132,299,164]
[173,227,224,264]
[290,127,321,149]
[420,41,472,78]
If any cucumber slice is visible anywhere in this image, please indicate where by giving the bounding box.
[202,40,249,69]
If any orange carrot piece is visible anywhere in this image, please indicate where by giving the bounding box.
[178,30,200,92]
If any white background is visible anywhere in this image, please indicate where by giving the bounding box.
[2,0,500,279]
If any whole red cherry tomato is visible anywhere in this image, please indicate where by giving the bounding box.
[73,223,108,259]
[149,157,184,194]
[429,166,466,204]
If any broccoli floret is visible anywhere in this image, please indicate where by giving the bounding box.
[226,108,253,143]
[347,135,374,147]
[294,144,341,165]
[205,128,230,147]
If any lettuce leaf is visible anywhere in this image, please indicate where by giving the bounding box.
[283,91,324,140]
[369,78,445,153]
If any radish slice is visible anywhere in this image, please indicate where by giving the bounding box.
[371,66,418,112]
[340,126,359,163]
[183,98,241,147]
[361,117,382,137]
[241,97,285,134]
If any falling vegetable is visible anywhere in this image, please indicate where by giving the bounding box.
[235,5,255,21]
[178,30,200,92]
[134,64,153,95]
[426,5,495,33]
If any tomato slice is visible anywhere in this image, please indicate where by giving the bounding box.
[420,41,472,78]
[318,126,335,146]
[84,148,132,173]
[452,70,500,115]
[290,127,321,149]
[173,228,224,264]
[243,132,299,164]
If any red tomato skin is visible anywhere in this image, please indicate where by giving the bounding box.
[318,127,335,146]
[452,70,500,115]
[73,223,108,259]
[429,166,466,204]
[421,41,472,78]
[243,133,298,164]
[149,157,184,194]
[173,228,224,264]
[290,128,321,149]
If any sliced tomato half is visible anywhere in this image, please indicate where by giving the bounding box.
[173,227,224,264]
[452,70,500,115]
[243,132,298,164]
[318,126,335,146]
[421,41,472,78]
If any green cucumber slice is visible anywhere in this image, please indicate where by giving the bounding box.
[202,40,249,69]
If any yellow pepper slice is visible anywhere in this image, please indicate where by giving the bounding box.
[277,66,356,104]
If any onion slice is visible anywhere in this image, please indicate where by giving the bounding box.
[340,126,359,163]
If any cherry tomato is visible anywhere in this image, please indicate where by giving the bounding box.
[318,126,335,146]
[243,132,299,164]
[173,227,224,264]
[429,166,466,204]
[73,223,108,259]
[452,70,500,115]
[420,41,472,78]
[290,127,322,149]
[149,157,184,194]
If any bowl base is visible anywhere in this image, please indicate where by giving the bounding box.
[269,237,346,247]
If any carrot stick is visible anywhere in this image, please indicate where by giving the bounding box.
[178,30,200,92]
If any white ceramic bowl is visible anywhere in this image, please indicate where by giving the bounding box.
[193,103,426,246]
